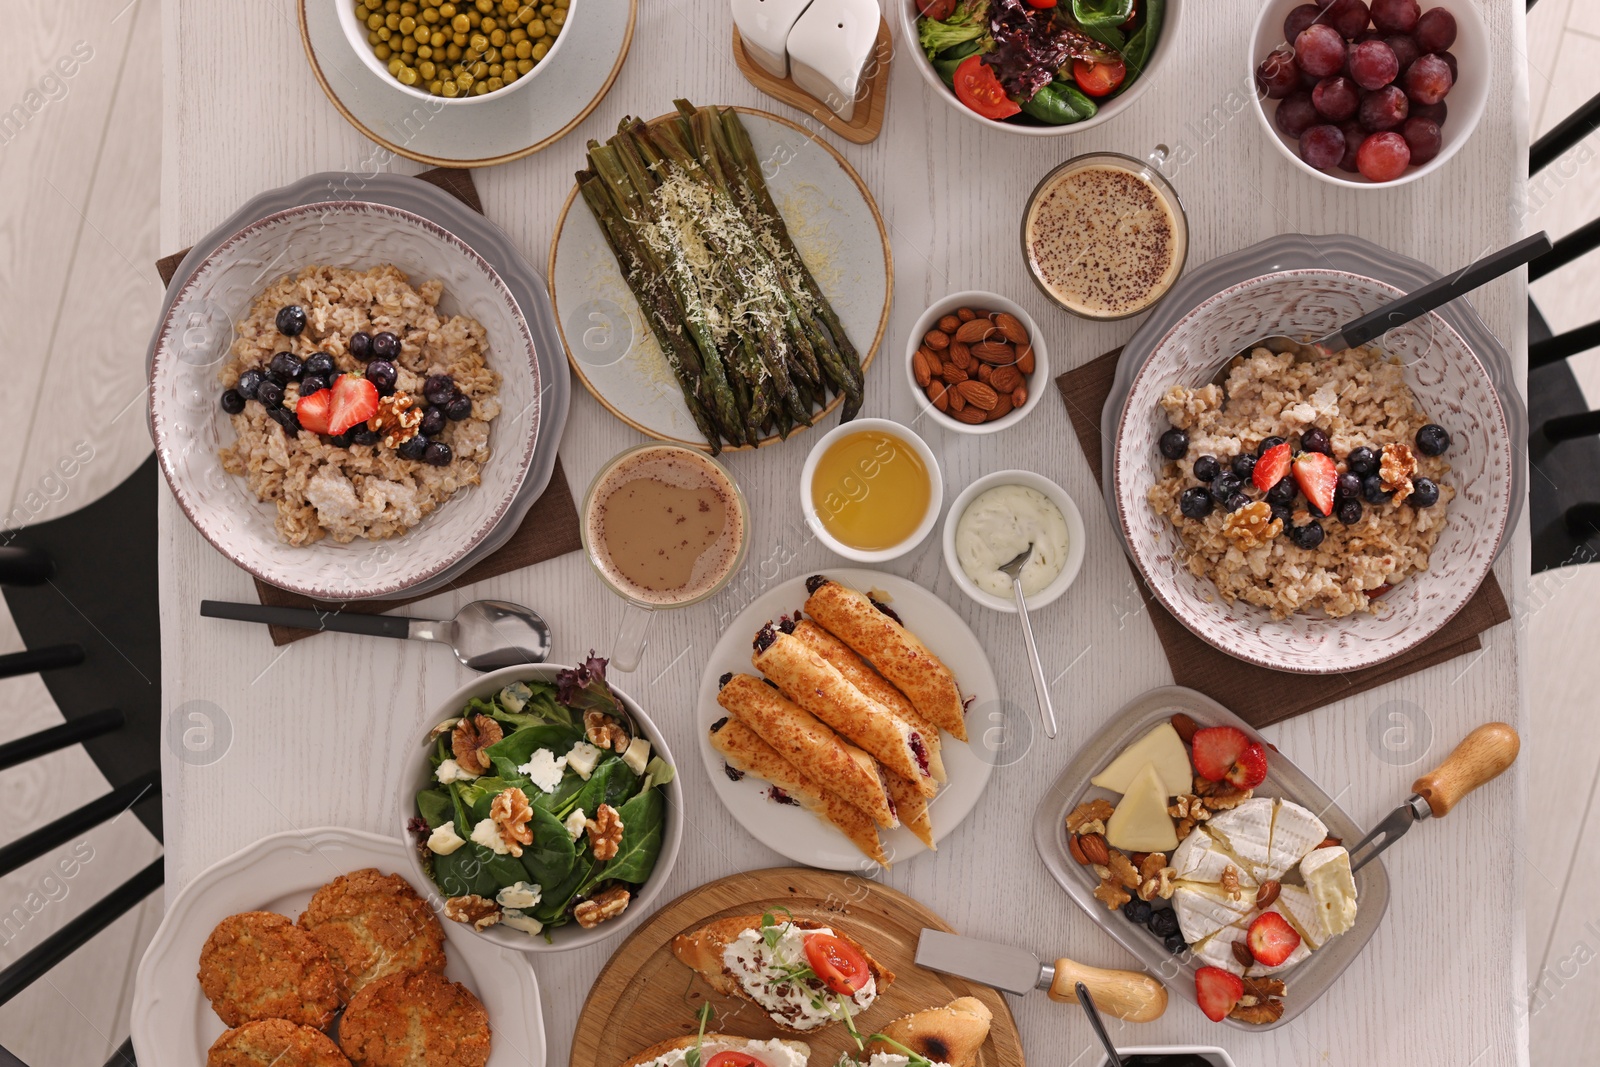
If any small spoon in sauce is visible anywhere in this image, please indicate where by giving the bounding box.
[1076,982,1124,1067]
[999,544,1058,740]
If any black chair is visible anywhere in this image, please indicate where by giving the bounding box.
[0,456,162,1067]
[1526,85,1600,573]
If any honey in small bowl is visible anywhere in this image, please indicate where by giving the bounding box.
[809,428,932,551]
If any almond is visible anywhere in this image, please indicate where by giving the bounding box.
[956,306,977,322]
[1319,836,1342,849]
[949,389,966,413]
[912,349,932,388]
[986,393,1013,420]
[950,341,972,370]
[1169,712,1200,743]
[1078,832,1111,866]
[942,362,969,383]
[957,380,1000,411]
[995,312,1030,345]
[977,363,992,382]
[969,307,992,320]
[1068,834,1090,865]
[954,319,995,344]
[990,365,1023,394]
[924,329,950,350]
[954,405,989,425]
[972,340,1013,365]
[938,314,962,333]
[1011,385,1028,407]
[1256,880,1282,908]
[1016,344,1036,374]
[1232,941,1256,968]
[926,382,949,412]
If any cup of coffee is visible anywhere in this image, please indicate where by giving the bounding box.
[581,443,750,671]
[1020,149,1189,321]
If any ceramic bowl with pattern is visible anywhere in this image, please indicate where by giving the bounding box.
[1112,269,1512,674]
[149,200,542,601]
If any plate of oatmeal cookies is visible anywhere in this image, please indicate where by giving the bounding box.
[1113,269,1513,674]
[131,826,545,1067]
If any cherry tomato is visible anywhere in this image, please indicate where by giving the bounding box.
[1072,57,1127,97]
[803,933,873,995]
[916,0,958,17]
[952,56,1021,120]
[706,1054,767,1067]
[1025,0,1059,8]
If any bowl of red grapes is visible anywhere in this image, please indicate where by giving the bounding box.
[1249,0,1488,186]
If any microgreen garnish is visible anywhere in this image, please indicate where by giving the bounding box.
[835,992,865,1050]
[760,906,795,949]
[866,1035,936,1067]
[684,1002,715,1067]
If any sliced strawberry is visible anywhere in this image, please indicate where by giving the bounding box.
[1190,725,1251,782]
[1195,966,1245,1022]
[1247,912,1302,967]
[329,374,380,435]
[1252,441,1291,492]
[1225,741,1269,790]
[294,387,334,435]
[1292,451,1338,517]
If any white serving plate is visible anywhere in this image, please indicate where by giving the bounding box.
[696,569,997,870]
[548,107,892,451]
[132,827,546,1066]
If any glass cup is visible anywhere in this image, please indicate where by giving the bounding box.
[1020,148,1190,322]
[580,443,750,672]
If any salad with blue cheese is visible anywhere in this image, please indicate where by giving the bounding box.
[409,655,673,940]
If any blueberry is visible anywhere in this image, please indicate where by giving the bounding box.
[1210,472,1242,504]
[269,351,304,381]
[1257,435,1287,457]
[1122,899,1142,921]
[236,369,264,399]
[420,405,446,437]
[445,394,473,421]
[220,389,245,415]
[1226,493,1251,512]
[1362,474,1392,505]
[423,374,457,407]
[348,331,373,361]
[1346,446,1378,475]
[268,407,300,435]
[365,360,397,395]
[299,374,329,397]
[1129,901,1153,926]
[1231,453,1257,480]
[275,305,307,336]
[1270,503,1294,528]
[1410,477,1440,507]
[263,368,286,387]
[328,431,353,448]
[1192,455,1222,482]
[1159,428,1189,460]
[1336,498,1364,525]
[350,426,380,446]
[371,331,401,360]
[423,441,453,467]
[304,352,336,378]
[1266,477,1297,506]
[1148,909,1180,938]
[1300,427,1332,454]
[1289,521,1325,549]
[397,434,428,461]
[1415,424,1451,456]
[1179,487,1215,520]
[255,380,285,409]
[1336,472,1362,501]
[1164,934,1188,955]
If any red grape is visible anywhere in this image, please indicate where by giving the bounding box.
[1404,53,1453,105]
[1300,64,1323,89]
[1436,49,1458,81]
[1284,3,1324,43]
[1257,49,1302,98]
[1412,99,1448,125]
[1276,90,1321,138]
[1401,116,1443,164]
[1413,7,1457,52]
[1386,34,1421,73]
[1348,39,1400,90]
[1338,121,1369,171]
[1296,24,1349,78]
[1357,130,1412,180]
[1301,124,1348,169]
[1370,0,1420,33]
[1314,75,1361,120]
[1359,84,1410,130]
[1326,0,1372,39]
[1314,0,1337,7]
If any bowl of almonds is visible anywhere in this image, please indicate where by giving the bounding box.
[905,291,1049,434]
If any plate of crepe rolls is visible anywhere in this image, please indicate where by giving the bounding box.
[697,571,997,869]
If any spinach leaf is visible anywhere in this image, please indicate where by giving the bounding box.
[416,788,454,830]
[533,769,588,814]
[457,776,519,822]
[588,787,666,890]
[559,757,638,821]
[447,781,475,839]
[1071,0,1132,51]
[431,843,524,898]
[520,804,576,891]
[489,755,535,790]
[485,723,585,767]
[1120,0,1162,77]
[532,855,595,926]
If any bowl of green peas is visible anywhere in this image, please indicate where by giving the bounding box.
[339,0,576,103]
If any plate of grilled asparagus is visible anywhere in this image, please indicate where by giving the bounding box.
[549,101,892,454]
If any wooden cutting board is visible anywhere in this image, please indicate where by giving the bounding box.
[570,868,1026,1067]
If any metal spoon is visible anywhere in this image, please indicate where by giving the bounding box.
[998,544,1058,740]
[1076,982,1124,1067]
[1212,231,1552,389]
[200,598,553,671]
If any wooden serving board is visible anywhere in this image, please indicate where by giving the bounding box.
[731,21,892,145]
[569,868,1025,1067]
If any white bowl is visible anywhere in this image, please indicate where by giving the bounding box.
[1112,268,1513,674]
[1248,0,1488,188]
[941,469,1086,613]
[904,291,1050,434]
[336,0,578,106]
[800,417,944,563]
[898,0,1184,135]
[399,663,684,952]
[149,200,543,601]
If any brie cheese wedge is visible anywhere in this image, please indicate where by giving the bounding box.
[1267,800,1328,880]
[1106,762,1179,852]
[1172,826,1258,889]
[1190,923,1247,974]
[1172,883,1254,944]
[1203,798,1276,882]
[1091,722,1193,797]
[1300,846,1358,937]
[1272,883,1330,951]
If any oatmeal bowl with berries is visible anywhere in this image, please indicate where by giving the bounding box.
[150,201,542,601]
[1112,268,1513,674]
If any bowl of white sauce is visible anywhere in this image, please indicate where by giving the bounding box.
[942,470,1086,613]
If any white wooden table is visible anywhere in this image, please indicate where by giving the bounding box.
[159,2,1531,1064]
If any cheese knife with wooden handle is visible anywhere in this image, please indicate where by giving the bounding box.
[915,930,1168,1022]
[1350,722,1520,872]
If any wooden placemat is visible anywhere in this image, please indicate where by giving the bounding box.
[1056,349,1510,729]
[157,168,582,644]
[569,868,1025,1067]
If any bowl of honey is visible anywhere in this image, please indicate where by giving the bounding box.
[801,419,943,563]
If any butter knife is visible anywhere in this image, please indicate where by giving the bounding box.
[915,930,1167,1023]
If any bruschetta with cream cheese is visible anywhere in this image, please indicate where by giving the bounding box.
[859,997,993,1067]
[619,1034,810,1067]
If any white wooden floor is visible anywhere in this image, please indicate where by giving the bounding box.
[0,0,1596,1064]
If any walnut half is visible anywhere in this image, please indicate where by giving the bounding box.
[452,714,503,775]
[586,803,625,861]
[1067,799,1116,834]
[444,895,502,930]
[584,709,630,754]
[490,786,534,857]
[574,885,630,928]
